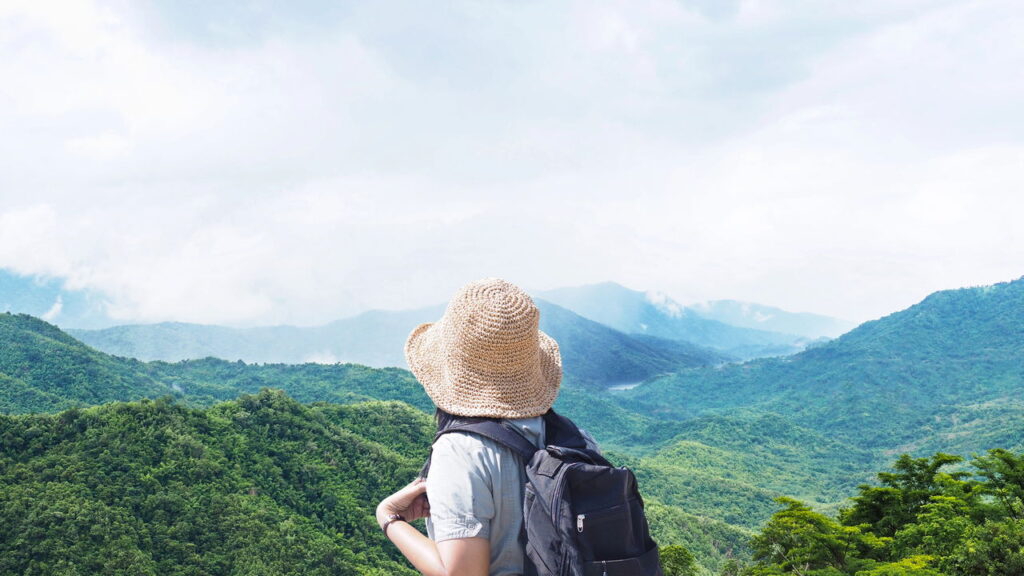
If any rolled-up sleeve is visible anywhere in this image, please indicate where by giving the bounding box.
[426,433,496,542]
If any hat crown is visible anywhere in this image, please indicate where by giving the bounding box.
[443,278,539,348]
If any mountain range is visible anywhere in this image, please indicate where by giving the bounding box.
[2,274,1023,574]
[65,299,731,389]
[1,269,849,368]
[536,282,827,358]
[65,299,812,369]
[623,276,1024,455]
[0,312,752,571]
[64,282,837,371]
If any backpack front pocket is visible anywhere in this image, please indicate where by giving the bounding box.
[573,497,646,562]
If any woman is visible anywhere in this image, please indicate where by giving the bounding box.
[376,277,562,576]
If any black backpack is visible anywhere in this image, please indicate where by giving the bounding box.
[422,410,662,576]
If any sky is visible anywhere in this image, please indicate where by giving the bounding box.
[1,0,1022,327]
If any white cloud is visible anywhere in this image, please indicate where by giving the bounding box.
[0,205,73,279]
[41,295,63,321]
[1,0,1022,326]
[645,291,684,318]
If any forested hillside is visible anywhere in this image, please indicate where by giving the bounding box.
[3,276,1024,575]
[0,313,752,572]
[0,312,432,413]
[0,391,755,575]
[0,391,431,575]
[625,277,1024,455]
[634,413,877,529]
[0,312,171,412]
[0,312,695,447]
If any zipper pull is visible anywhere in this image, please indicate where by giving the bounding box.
[602,560,608,576]
[576,514,585,533]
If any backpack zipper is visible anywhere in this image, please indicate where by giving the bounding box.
[577,514,585,533]
[551,460,574,576]
[551,461,571,527]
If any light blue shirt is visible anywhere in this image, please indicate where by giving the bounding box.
[425,417,545,576]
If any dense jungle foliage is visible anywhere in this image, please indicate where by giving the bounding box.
[735,451,1024,575]
[0,392,749,575]
[0,391,432,575]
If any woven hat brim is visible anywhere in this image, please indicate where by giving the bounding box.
[404,321,562,419]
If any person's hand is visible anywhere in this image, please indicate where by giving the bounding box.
[377,478,430,529]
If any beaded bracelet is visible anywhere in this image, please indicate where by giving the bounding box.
[382,513,405,537]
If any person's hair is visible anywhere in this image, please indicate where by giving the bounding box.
[434,407,502,432]
[435,407,458,432]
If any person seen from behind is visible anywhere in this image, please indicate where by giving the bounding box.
[376,277,563,576]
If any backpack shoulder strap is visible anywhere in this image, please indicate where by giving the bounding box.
[420,417,540,479]
[438,419,539,460]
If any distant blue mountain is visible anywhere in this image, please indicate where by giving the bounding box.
[535,282,817,359]
[3,270,844,364]
[68,299,731,388]
[688,299,856,339]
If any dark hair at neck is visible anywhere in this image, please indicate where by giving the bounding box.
[435,407,458,431]
[435,407,504,431]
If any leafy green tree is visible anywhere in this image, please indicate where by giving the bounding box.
[751,498,881,574]
[745,451,1024,575]
[841,454,971,538]
[719,558,746,576]
[946,518,1024,575]
[660,544,698,576]
[973,449,1024,519]
[892,496,974,562]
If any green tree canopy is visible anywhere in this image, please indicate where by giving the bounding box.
[660,544,698,576]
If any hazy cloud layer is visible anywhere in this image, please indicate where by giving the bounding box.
[2,0,1022,326]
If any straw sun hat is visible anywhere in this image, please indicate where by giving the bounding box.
[404,278,562,419]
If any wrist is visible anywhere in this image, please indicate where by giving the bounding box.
[380,512,405,537]
[376,501,397,527]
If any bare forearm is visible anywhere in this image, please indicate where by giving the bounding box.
[376,478,489,576]
[384,520,448,576]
